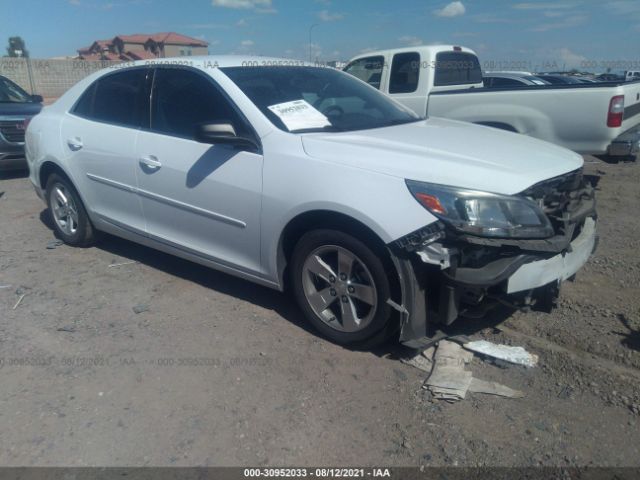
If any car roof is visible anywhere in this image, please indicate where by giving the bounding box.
[120,55,313,69]
[349,45,477,60]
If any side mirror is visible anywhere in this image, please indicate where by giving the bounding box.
[31,94,43,103]
[195,122,258,150]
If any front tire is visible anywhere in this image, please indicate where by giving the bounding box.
[291,229,395,347]
[45,173,96,246]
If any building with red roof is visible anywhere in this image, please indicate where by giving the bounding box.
[77,32,208,61]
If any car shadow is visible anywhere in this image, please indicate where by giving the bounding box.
[379,305,517,359]
[185,146,237,189]
[594,154,637,165]
[39,208,317,337]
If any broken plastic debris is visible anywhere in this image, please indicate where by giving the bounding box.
[108,261,137,268]
[12,294,26,310]
[463,340,539,368]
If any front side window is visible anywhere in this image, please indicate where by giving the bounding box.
[433,52,482,87]
[343,56,385,89]
[222,66,419,133]
[389,52,420,94]
[76,69,149,127]
[151,68,247,139]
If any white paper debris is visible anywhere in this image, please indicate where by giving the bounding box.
[463,340,539,368]
[267,100,331,131]
[468,378,524,398]
[400,347,435,373]
[424,340,525,402]
[425,341,474,402]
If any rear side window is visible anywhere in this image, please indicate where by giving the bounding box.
[343,56,385,89]
[389,52,420,94]
[151,68,248,140]
[434,52,482,87]
[76,69,149,128]
[73,82,96,117]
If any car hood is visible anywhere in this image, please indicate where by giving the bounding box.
[0,102,42,117]
[301,117,584,195]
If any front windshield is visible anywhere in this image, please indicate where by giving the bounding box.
[0,76,32,103]
[221,66,420,133]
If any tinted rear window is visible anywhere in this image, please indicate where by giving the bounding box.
[433,52,482,87]
[89,69,148,128]
[73,82,96,117]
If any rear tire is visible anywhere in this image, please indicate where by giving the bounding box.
[45,173,96,247]
[291,229,396,347]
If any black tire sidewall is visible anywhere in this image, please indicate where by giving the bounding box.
[291,229,393,346]
[45,174,93,246]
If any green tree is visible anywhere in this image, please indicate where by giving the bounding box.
[6,36,29,58]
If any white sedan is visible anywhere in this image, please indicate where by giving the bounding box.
[26,57,597,347]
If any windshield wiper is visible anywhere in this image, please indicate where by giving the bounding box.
[289,125,343,133]
[386,118,425,127]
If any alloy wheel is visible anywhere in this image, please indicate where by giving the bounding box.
[50,183,79,236]
[301,245,378,333]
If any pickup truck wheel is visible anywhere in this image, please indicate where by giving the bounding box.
[45,174,96,247]
[291,229,394,347]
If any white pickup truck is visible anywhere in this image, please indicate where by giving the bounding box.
[344,46,640,158]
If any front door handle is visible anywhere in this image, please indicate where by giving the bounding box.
[139,155,162,170]
[67,137,83,151]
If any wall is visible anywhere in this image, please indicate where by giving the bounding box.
[163,45,208,57]
[0,58,121,98]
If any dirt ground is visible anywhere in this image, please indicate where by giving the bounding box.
[0,156,638,467]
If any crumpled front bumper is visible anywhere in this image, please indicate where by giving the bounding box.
[506,217,596,293]
[393,217,597,348]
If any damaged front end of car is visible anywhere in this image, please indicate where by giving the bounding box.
[389,169,598,349]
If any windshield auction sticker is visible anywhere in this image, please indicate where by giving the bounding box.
[267,99,331,131]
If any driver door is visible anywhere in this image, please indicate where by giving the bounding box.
[135,67,264,276]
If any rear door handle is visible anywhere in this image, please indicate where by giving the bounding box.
[67,137,83,151]
[139,155,162,170]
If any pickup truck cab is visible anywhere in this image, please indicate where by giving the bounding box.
[0,75,43,171]
[625,71,640,82]
[26,57,597,348]
[345,46,640,158]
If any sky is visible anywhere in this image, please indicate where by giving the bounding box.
[1,0,640,72]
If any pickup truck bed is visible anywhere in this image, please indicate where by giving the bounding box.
[428,80,640,156]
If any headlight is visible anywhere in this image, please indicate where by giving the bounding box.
[406,180,554,239]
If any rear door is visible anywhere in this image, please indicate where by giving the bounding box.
[135,66,264,275]
[60,68,150,231]
[384,51,426,115]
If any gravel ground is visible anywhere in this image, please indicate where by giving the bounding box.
[0,156,638,467]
